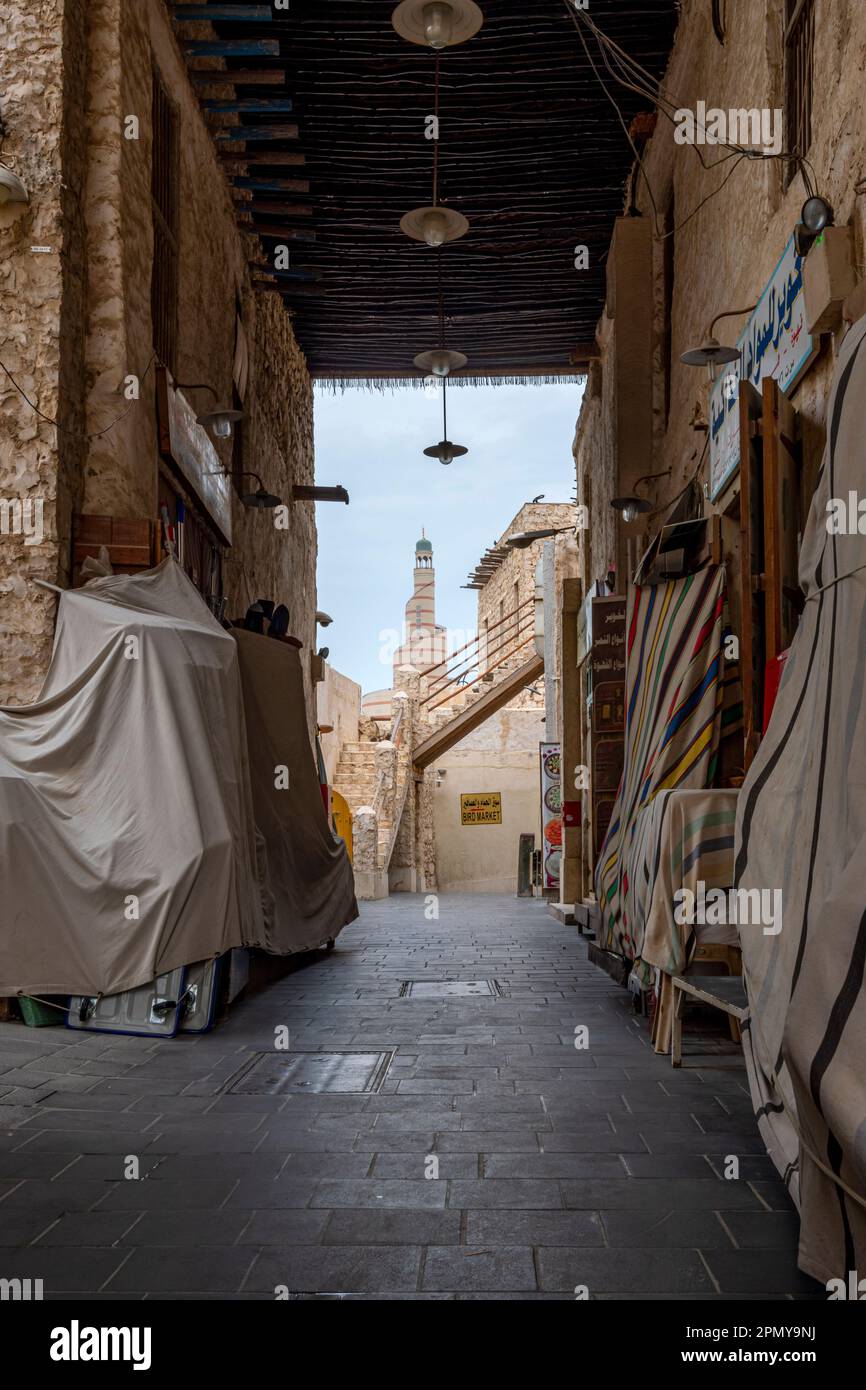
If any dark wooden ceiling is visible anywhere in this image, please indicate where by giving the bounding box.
[174,0,678,381]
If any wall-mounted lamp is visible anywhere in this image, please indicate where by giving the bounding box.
[680,305,756,382]
[610,495,653,524]
[504,525,575,550]
[610,469,671,523]
[293,484,350,504]
[794,195,834,258]
[238,472,281,509]
[175,382,243,439]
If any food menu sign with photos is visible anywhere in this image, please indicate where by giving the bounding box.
[539,743,562,890]
[709,235,817,502]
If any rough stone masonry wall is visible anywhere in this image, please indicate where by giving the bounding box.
[574,0,866,588]
[0,0,89,703]
[476,501,572,706]
[1,0,316,716]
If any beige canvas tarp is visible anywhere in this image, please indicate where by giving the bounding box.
[234,628,357,955]
[735,312,866,1284]
[0,559,355,998]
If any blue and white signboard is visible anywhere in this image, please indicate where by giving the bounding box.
[709,236,817,501]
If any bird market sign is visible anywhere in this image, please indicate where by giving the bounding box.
[460,792,502,826]
[708,236,817,502]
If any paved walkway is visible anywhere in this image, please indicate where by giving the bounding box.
[0,895,820,1300]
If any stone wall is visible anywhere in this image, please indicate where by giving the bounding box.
[317,661,362,785]
[431,708,546,894]
[475,500,572,699]
[0,0,89,703]
[1,0,317,717]
[575,0,866,591]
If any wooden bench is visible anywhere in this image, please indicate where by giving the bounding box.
[670,973,749,1067]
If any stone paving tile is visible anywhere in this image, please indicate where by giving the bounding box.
[465,1210,604,1247]
[448,1180,562,1209]
[311,1179,447,1209]
[600,1208,732,1248]
[106,1246,256,1294]
[537,1247,715,1294]
[323,1208,461,1245]
[700,1248,823,1295]
[0,893,808,1299]
[561,1178,764,1211]
[246,1245,422,1293]
[422,1245,537,1292]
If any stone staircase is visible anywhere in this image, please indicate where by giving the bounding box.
[333,740,401,870]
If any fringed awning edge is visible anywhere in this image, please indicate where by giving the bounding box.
[314,373,586,394]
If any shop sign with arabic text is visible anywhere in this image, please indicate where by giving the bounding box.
[709,236,817,502]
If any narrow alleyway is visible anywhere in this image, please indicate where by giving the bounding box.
[0,897,818,1300]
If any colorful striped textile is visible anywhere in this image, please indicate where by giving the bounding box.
[735,313,866,1284]
[595,567,730,961]
[636,788,740,1052]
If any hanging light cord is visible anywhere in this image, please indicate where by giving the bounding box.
[432,53,441,207]
[0,354,156,442]
[442,373,448,438]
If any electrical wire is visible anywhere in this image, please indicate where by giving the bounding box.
[0,354,156,442]
[564,1,824,241]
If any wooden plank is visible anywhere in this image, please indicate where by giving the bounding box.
[738,378,765,771]
[242,224,316,241]
[214,124,298,141]
[251,267,319,283]
[232,177,309,193]
[221,152,306,166]
[203,99,294,113]
[235,201,312,216]
[182,41,280,58]
[761,376,801,660]
[189,69,286,86]
[412,653,544,769]
[172,4,272,19]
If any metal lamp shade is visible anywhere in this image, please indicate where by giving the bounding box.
[413,348,468,376]
[242,485,281,509]
[680,337,740,368]
[611,495,652,523]
[197,406,244,438]
[400,205,469,247]
[423,439,468,465]
[391,0,483,49]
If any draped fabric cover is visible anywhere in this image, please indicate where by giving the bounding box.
[0,561,263,996]
[0,560,356,998]
[596,567,730,961]
[735,313,866,1283]
[234,629,357,956]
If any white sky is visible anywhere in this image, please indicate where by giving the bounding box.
[314,380,584,695]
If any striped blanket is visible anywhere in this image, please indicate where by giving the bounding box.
[596,566,731,961]
[735,312,866,1284]
[637,788,740,1052]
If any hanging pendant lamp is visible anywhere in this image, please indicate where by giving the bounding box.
[400,204,468,247]
[391,0,483,50]
[413,348,468,376]
[423,376,468,465]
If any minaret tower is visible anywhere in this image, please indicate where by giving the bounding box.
[393,530,448,681]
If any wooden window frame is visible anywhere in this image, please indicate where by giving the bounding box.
[783,0,816,190]
[151,64,180,374]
